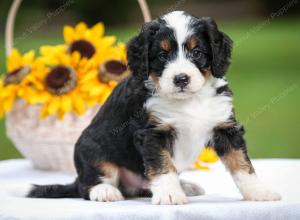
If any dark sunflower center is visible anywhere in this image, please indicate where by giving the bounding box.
[99,60,129,83]
[45,65,77,95]
[4,66,31,85]
[104,60,127,75]
[69,39,96,59]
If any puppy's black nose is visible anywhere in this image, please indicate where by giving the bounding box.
[173,73,190,88]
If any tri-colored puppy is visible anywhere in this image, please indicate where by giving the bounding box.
[16,11,281,204]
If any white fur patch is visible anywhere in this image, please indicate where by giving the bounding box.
[160,11,203,99]
[2,184,33,197]
[233,172,281,201]
[163,11,192,48]
[151,172,187,205]
[145,78,232,172]
[89,183,124,202]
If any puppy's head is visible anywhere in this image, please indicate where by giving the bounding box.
[127,11,232,99]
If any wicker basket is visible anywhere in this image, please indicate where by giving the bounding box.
[6,100,100,174]
[5,0,151,174]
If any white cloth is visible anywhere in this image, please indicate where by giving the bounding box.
[0,159,299,220]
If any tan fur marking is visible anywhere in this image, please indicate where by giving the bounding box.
[221,150,255,175]
[149,114,173,132]
[186,36,198,50]
[202,67,212,81]
[217,121,236,129]
[96,161,120,185]
[149,72,160,87]
[147,150,176,179]
[160,39,171,51]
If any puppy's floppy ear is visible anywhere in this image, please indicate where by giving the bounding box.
[127,21,159,80]
[201,17,233,78]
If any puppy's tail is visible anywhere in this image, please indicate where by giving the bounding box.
[4,179,80,198]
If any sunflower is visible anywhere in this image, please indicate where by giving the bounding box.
[6,48,35,73]
[194,148,219,170]
[38,44,67,66]
[25,49,102,119]
[0,49,35,118]
[81,43,128,106]
[63,22,116,59]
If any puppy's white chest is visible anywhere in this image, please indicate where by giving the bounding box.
[145,93,232,172]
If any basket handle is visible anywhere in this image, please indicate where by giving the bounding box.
[5,0,152,57]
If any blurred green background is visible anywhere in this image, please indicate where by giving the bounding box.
[0,0,299,160]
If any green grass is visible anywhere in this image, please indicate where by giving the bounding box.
[1,19,300,160]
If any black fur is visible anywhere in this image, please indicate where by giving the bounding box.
[134,124,176,176]
[210,123,246,157]
[28,181,79,198]
[216,84,233,96]
[127,20,178,80]
[190,17,233,78]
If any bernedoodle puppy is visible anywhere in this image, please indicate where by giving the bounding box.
[13,11,281,205]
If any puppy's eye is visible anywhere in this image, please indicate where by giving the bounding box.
[191,48,202,59]
[158,51,168,62]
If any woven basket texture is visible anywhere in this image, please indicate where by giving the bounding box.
[6,100,100,174]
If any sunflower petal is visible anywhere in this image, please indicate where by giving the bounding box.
[2,96,15,112]
[86,98,99,108]
[81,70,98,84]
[22,50,35,65]
[7,49,22,71]
[57,108,65,120]
[40,104,50,119]
[91,22,104,37]
[100,89,111,103]
[194,162,210,170]
[198,148,219,163]
[47,97,60,115]
[64,26,75,43]
[72,96,85,115]
[90,85,105,96]
[75,22,88,38]
[100,36,117,48]
[61,95,72,113]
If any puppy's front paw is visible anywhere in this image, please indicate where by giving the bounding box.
[152,188,188,205]
[151,172,188,205]
[234,172,281,201]
[89,184,124,202]
[242,185,281,201]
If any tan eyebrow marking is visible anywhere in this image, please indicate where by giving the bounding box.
[160,39,171,51]
[186,36,198,50]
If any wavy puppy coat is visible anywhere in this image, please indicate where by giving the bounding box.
[14,11,280,204]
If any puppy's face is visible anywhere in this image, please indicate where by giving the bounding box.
[127,11,232,99]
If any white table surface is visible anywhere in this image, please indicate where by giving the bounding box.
[0,159,299,220]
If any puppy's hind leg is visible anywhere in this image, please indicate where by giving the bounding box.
[77,160,124,202]
[90,162,125,202]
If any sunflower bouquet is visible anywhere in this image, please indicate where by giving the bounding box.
[0,23,127,119]
[1,22,128,173]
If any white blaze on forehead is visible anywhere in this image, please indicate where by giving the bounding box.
[162,11,193,50]
[159,11,203,98]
